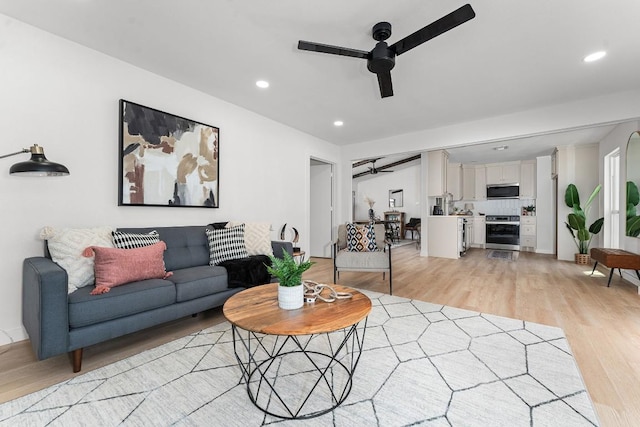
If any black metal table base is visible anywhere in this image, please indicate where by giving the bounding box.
[231,319,368,420]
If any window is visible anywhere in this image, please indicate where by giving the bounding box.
[604,148,620,248]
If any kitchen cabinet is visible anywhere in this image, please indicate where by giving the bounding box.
[427,216,463,259]
[384,211,405,239]
[474,166,487,200]
[472,216,486,247]
[447,162,462,200]
[520,216,536,251]
[486,162,520,185]
[520,160,536,198]
[462,165,475,200]
[428,150,448,197]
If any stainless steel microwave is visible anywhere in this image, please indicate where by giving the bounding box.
[486,184,519,199]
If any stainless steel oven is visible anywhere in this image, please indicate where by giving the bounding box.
[485,215,520,250]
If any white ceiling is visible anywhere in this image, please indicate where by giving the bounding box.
[1,0,638,161]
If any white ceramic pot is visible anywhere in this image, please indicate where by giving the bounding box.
[278,283,304,310]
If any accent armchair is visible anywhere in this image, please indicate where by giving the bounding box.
[405,217,421,240]
[333,223,392,294]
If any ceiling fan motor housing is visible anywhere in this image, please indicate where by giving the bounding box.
[367,42,396,73]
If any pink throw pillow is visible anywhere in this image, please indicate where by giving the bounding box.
[83,241,172,295]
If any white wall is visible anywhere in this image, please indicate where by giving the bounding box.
[535,156,554,254]
[599,120,640,286]
[0,16,340,344]
[353,163,421,224]
[556,144,600,261]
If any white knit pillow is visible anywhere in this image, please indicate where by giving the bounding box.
[226,221,273,256]
[41,226,114,294]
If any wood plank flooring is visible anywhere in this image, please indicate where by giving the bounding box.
[1,245,640,426]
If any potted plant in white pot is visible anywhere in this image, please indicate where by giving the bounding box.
[267,251,313,309]
[564,183,604,264]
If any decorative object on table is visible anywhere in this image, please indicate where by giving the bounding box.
[627,181,640,237]
[118,100,219,208]
[0,144,69,176]
[464,202,475,215]
[364,195,376,221]
[564,183,604,264]
[279,223,300,252]
[266,251,313,309]
[303,280,353,303]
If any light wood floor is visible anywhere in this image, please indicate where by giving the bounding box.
[2,245,640,426]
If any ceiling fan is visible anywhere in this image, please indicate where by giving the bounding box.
[297,4,476,98]
[368,159,393,175]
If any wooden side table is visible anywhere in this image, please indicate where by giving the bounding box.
[590,248,640,287]
[223,283,371,419]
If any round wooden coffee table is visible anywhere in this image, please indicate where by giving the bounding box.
[223,283,372,419]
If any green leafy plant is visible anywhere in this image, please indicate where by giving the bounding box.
[627,181,640,237]
[564,183,604,254]
[266,251,313,287]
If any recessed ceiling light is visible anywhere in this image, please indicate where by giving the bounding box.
[493,145,508,151]
[583,51,606,63]
[255,80,269,88]
[334,120,344,127]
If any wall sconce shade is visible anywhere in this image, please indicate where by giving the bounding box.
[1,144,69,176]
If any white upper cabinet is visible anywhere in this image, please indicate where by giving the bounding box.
[462,165,475,200]
[520,160,536,198]
[462,165,486,200]
[486,162,520,185]
[428,150,449,197]
[447,162,462,200]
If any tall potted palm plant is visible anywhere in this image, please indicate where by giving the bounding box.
[564,183,604,264]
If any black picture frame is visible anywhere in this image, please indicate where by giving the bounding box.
[118,100,219,208]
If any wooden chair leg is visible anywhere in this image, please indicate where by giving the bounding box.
[71,348,83,373]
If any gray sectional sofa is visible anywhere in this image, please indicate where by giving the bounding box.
[22,225,292,372]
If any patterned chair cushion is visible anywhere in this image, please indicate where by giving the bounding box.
[346,223,378,252]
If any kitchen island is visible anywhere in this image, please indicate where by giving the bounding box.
[427,216,467,259]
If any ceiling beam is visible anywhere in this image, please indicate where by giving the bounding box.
[352,158,382,168]
[352,154,421,179]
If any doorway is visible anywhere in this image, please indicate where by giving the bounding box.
[310,158,333,258]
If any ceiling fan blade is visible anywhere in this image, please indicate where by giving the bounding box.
[298,40,369,59]
[377,71,394,98]
[390,4,476,56]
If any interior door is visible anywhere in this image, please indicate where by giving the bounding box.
[310,159,333,258]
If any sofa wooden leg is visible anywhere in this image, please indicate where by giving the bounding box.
[71,348,83,373]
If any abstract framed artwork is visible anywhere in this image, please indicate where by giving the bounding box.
[119,100,219,208]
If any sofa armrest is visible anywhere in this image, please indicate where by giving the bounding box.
[271,241,293,259]
[22,257,70,360]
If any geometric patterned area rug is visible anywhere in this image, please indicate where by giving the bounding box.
[0,291,598,426]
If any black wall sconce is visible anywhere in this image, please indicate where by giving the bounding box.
[0,144,69,176]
